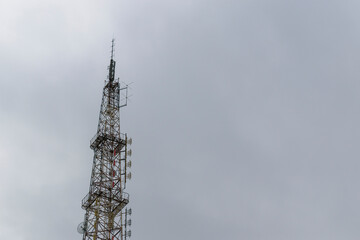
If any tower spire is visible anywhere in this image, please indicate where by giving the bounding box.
[109,39,116,82]
[111,38,115,60]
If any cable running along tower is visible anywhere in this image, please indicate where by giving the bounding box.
[79,40,133,240]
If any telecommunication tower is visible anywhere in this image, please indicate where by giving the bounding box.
[78,40,133,240]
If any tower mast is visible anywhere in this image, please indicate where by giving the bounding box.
[79,40,132,240]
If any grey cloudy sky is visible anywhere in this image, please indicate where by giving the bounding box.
[1,0,360,239]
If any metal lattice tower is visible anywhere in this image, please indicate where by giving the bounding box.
[78,40,133,240]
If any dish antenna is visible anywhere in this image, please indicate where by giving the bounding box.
[77,222,86,234]
[127,172,132,180]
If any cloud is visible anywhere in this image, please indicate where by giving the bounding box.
[2,1,360,240]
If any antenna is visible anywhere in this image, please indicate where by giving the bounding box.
[111,38,115,60]
[77,222,86,234]
[108,39,116,82]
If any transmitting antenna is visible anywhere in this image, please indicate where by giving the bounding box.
[79,39,133,240]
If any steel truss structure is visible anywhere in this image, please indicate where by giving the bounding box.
[79,40,132,240]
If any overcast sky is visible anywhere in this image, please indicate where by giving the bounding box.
[2,0,360,239]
